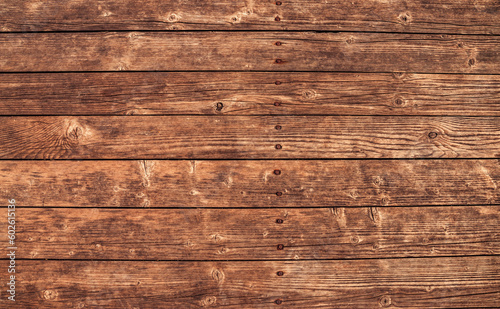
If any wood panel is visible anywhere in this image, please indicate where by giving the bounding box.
[1,72,500,116]
[4,257,499,308]
[1,116,499,159]
[1,32,499,73]
[1,0,499,34]
[2,160,498,207]
[6,206,499,260]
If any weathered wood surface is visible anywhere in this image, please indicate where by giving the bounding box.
[2,72,500,116]
[4,257,500,308]
[1,32,499,73]
[2,160,498,207]
[1,116,499,159]
[1,0,499,34]
[6,206,499,260]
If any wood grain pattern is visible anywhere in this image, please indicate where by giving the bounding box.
[1,72,500,116]
[6,206,500,260]
[1,116,499,159]
[2,160,498,207]
[4,257,499,308]
[1,32,499,73]
[1,0,499,34]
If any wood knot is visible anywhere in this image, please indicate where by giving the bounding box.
[393,96,405,107]
[167,13,179,22]
[379,295,392,307]
[350,235,360,244]
[345,36,354,44]
[215,102,224,112]
[301,89,317,99]
[211,268,225,285]
[468,58,476,66]
[398,12,412,25]
[428,131,438,139]
[201,296,217,307]
[392,72,406,79]
[42,289,58,300]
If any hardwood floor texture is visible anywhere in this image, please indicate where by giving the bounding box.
[0,0,499,308]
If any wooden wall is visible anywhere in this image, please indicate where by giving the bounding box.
[0,0,499,307]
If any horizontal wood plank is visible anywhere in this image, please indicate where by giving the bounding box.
[1,0,499,34]
[5,206,499,260]
[1,116,499,159]
[4,257,500,308]
[2,160,498,207]
[0,32,499,73]
[1,72,500,116]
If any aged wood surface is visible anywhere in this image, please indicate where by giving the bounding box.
[1,116,499,159]
[1,160,498,207]
[5,206,499,260]
[1,72,500,116]
[3,257,499,308]
[1,0,499,34]
[1,32,499,73]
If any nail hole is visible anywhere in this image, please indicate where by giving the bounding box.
[428,132,438,139]
[275,59,283,64]
[275,16,281,22]
[277,271,284,276]
[275,144,282,150]
[274,101,281,106]
[275,81,282,85]
[276,219,284,224]
[276,191,283,196]
[274,169,281,175]
[276,1,282,5]
[277,244,284,250]
[275,41,282,46]
[275,299,283,305]
[275,125,282,130]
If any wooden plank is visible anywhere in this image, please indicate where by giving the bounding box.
[1,116,499,159]
[2,160,498,207]
[2,72,500,116]
[0,32,499,73]
[6,206,500,260]
[1,0,499,34]
[4,257,500,308]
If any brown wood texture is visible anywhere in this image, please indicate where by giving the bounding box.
[0,32,499,73]
[6,206,499,260]
[2,160,498,208]
[3,257,500,308]
[1,72,500,116]
[1,116,499,159]
[1,0,499,34]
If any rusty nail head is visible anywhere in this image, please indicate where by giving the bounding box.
[277,271,284,276]
[276,1,282,5]
[276,218,284,224]
[275,125,282,130]
[277,244,284,250]
[276,191,283,196]
[275,16,281,21]
[274,101,281,106]
[275,299,283,305]
[275,41,282,46]
[275,59,283,64]
[274,169,281,175]
[275,144,282,149]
